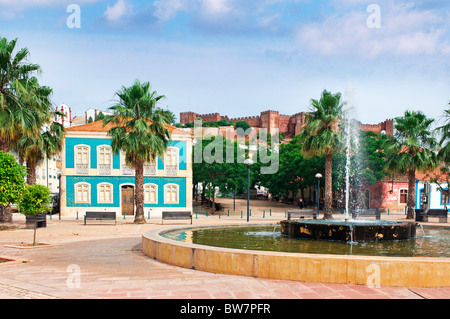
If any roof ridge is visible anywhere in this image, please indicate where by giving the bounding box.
[65,118,191,136]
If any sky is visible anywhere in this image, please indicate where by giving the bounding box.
[0,0,449,125]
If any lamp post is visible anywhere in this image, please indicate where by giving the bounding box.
[315,173,322,218]
[244,158,254,222]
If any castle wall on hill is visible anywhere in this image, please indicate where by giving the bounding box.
[180,110,393,137]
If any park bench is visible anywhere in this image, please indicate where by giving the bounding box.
[415,209,448,223]
[351,208,381,220]
[287,209,317,220]
[162,211,192,225]
[26,213,47,229]
[84,212,116,225]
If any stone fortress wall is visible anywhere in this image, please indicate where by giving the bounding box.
[180,110,393,137]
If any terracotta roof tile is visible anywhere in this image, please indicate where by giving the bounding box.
[65,118,191,136]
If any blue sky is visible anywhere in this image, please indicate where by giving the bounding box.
[0,0,449,124]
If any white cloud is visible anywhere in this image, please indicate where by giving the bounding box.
[0,0,104,18]
[296,3,450,59]
[104,0,131,23]
[153,0,190,21]
[201,0,232,15]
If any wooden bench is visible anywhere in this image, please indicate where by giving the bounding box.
[351,209,381,220]
[162,211,192,225]
[84,212,116,225]
[287,209,317,220]
[415,209,448,223]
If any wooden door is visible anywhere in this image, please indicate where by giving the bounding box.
[122,186,135,216]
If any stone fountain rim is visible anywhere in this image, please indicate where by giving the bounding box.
[142,224,450,287]
[148,223,450,261]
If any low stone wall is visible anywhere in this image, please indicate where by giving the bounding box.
[142,225,450,288]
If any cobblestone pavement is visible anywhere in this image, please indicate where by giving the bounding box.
[0,214,449,299]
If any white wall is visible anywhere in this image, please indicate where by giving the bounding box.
[416,181,449,210]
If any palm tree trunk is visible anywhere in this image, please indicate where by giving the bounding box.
[134,161,146,224]
[212,186,216,214]
[27,161,37,185]
[407,168,416,220]
[0,203,12,223]
[324,152,333,219]
[33,215,37,245]
[0,137,10,153]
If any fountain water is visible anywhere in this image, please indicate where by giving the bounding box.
[280,84,417,242]
[344,116,351,222]
[342,84,366,221]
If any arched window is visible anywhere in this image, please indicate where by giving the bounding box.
[399,189,408,204]
[164,184,179,204]
[144,160,157,176]
[75,183,90,203]
[98,183,113,204]
[121,151,134,175]
[75,145,90,174]
[97,145,112,175]
[144,184,158,204]
[165,147,178,176]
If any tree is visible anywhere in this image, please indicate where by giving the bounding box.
[18,184,50,245]
[234,120,251,134]
[299,90,344,219]
[0,37,41,223]
[217,141,248,211]
[260,134,324,202]
[95,111,106,121]
[436,107,450,165]
[385,110,438,219]
[14,77,64,185]
[359,131,390,185]
[156,108,176,125]
[0,151,26,223]
[104,80,172,224]
[193,135,229,214]
[0,37,41,153]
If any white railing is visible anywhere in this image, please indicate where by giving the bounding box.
[76,164,89,174]
[144,164,157,176]
[98,164,111,175]
[165,164,178,176]
[122,166,134,175]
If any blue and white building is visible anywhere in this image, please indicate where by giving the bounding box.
[60,120,193,218]
[415,180,449,211]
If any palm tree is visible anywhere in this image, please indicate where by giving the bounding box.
[436,107,449,165]
[0,37,40,223]
[14,77,64,185]
[18,122,65,186]
[299,90,344,219]
[104,80,172,224]
[0,37,41,152]
[385,110,437,219]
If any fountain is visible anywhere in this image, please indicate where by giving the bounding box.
[280,85,416,242]
[140,85,449,288]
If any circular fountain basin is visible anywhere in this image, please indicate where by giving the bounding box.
[142,224,450,288]
[280,219,416,242]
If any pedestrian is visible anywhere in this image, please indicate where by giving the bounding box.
[298,198,304,209]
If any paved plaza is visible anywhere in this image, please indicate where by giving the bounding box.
[0,211,449,300]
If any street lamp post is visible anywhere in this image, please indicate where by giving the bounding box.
[315,173,322,218]
[244,158,254,222]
